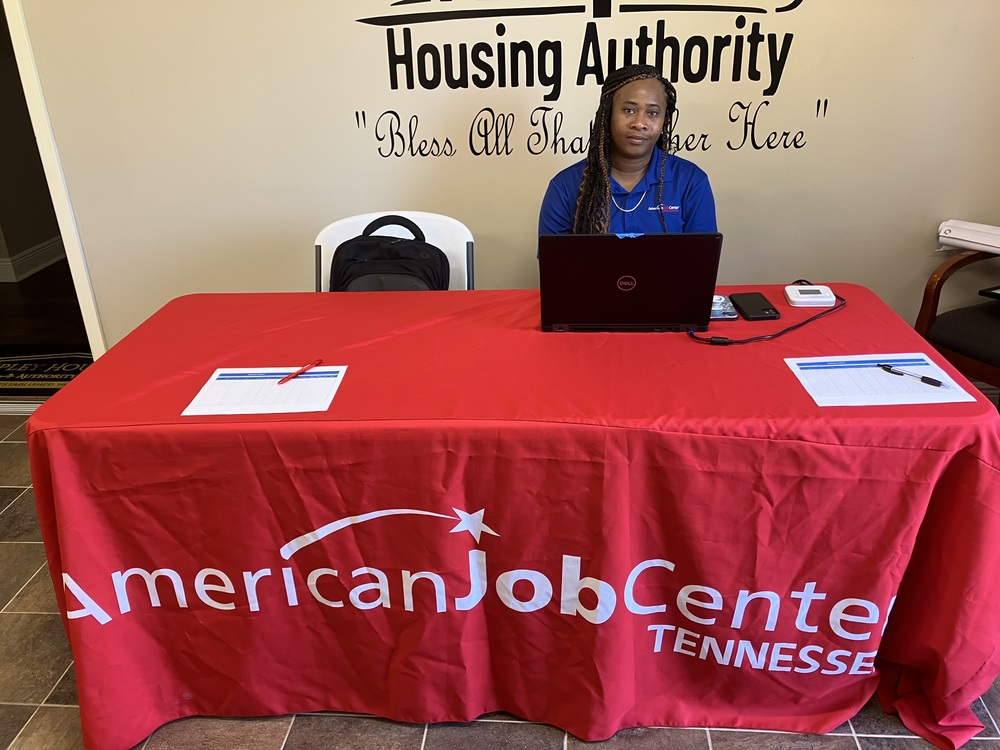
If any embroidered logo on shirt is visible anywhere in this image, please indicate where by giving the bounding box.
[651,205,681,213]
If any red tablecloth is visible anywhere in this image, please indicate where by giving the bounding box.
[27,286,1000,750]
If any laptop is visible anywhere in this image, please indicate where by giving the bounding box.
[538,233,724,332]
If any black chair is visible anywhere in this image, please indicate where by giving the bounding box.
[914,250,1000,390]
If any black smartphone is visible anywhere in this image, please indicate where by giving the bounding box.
[729,292,781,321]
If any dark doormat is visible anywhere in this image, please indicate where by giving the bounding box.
[0,348,93,414]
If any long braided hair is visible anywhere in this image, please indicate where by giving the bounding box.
[572,64,677,234]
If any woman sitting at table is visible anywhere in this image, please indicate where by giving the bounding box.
[538,64,717,235]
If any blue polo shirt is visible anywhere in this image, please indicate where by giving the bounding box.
[538,147,717,235]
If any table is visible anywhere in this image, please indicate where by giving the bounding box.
[27,286,1000,750]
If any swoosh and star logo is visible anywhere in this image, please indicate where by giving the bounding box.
[280,507,500,559]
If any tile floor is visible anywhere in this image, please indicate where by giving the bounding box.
[2,412,999,750]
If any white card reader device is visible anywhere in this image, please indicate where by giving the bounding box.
[784,285,836,307]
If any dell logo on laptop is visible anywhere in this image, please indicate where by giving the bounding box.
[617,276,637,291]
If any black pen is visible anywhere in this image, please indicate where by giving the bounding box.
[876,363,944,388]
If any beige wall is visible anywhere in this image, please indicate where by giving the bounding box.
[9,0,1000,350]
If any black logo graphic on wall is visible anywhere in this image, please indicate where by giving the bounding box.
[358,1,804,102]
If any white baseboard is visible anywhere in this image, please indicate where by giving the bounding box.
[0,398,42,416]
[0,236,65,282]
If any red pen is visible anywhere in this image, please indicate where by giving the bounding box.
[277,359,323,385]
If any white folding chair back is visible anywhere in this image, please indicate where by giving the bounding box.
[315,211,475,291]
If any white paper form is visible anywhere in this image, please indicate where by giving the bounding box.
[784,353,975,407]
[182,366,347,416]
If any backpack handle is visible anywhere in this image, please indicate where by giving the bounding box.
[362,215,426,243]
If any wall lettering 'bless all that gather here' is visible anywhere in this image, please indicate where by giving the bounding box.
[350,1,816,157]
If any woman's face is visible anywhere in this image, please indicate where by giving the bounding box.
[609,78,667,164]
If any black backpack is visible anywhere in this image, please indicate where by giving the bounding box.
[329,215,450,292]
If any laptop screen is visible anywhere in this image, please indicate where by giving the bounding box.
[538,233,723,332]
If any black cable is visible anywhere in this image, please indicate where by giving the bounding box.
[687,281,847,346]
